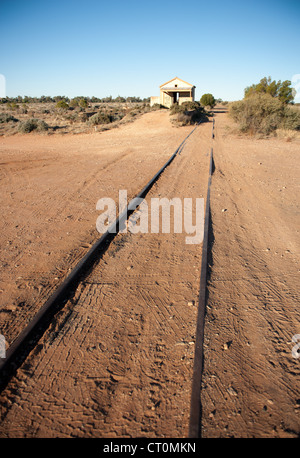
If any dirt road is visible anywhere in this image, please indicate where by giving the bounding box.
[201,113,300,437]
[0,110,299,438]
[0,112,192,347]
[0,115,212,437]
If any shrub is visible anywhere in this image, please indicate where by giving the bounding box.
[7,102,19,110]
[245,77,294,104]
[0,113,18,123]
[150,103,165,111]
[229,93,300,135]
[114,111,126,121]
[170,103,208,125]
[175,113,191,125]
[169,103,184,115]
[191,108,207,124]
[79,98,88,108]
[80,112,89,122]
[282,106,300,130]
[200,93,216,108]
[88,108,126,126]
[69,98,79,108]
[181,101,201,110]
[88,112,113,125]
[56,100,69,110]
[18,118,49,133]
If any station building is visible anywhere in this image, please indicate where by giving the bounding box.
[150,77,196,108]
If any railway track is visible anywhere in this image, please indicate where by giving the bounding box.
[189,118,214,438]
[0,119,214,438]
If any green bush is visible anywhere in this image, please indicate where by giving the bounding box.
[229,93,300,135]
[88,112,113,125]
[79,98,88,108]
[69,98,79,108]
[56,100,69,110]
[200,93,216,108]
[7,102,19,110]
[69,97,88,108]
[18,118,49,133]
[245,77,294,104]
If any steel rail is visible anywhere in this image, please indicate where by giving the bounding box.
[0,123,201,390]
[188,122,214,438]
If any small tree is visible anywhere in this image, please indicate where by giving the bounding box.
[115,95,126,103]
[69,98,79,108]
[200,93,216,108]
[244,77,294,104]
[56,100,69,110]
[278,80,294,104]
[79,98,88,108]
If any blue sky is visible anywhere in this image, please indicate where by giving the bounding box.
[1,0,299,101]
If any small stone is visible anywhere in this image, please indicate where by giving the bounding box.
[6,304,17,312]
[222,208,227,212]
[110,374,124,382]
[227,386,238,396]
[188,301,195,306]
[81,242,92,248]
[223,340,232,350]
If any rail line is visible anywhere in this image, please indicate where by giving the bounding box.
[188,117,214,438]
[0,118,214,438]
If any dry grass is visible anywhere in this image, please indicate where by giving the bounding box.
[0,101,152,135]
[275,128,300,142]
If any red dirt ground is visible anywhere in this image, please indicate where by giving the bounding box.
[0,110,299,437]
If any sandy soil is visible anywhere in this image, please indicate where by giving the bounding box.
[0,121,212,437]
[0,111,192,347]
[0,109,299,438]
[201,113,300,437]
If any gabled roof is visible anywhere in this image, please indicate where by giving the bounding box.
[160,77,195,88]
